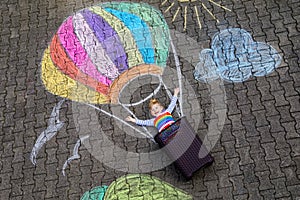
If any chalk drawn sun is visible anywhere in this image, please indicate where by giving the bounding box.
[162,0,231,30]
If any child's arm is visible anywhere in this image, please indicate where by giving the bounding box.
[165,88,179,113]
[126,116,154,127]
[136,118,155,127]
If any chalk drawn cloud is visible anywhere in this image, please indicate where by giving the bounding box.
[194,28,282,83]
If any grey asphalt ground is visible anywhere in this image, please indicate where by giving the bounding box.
[0,0,300,199]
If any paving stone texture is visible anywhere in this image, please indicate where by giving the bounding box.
[1,0,300,199]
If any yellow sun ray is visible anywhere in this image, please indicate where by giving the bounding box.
[208,0,231,12]
[178,0,197,2]
[162,0,231,30]
[194,5,202,30]
[161,0,168,6]
[201,2,219,23]
[172,7,181,22]
[164,2,175,13]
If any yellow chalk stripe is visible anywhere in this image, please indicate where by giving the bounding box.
[41,47,109,104]
[90,6,144,68]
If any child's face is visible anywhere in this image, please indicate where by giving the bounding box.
[150,103,164,117]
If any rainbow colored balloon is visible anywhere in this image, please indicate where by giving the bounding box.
[42,2,170,104]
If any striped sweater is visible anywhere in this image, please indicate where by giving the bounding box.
[136,96,177,132]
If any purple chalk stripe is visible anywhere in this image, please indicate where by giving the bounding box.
[81,9,128,73]
[57,16,112,86]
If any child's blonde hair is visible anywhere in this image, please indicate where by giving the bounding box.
[149,99,161,109]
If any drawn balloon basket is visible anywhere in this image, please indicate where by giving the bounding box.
[34,2,213,179]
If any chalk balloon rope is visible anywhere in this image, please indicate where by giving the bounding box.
[30,2,184,176]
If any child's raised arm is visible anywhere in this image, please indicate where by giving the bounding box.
[165,88,180,113]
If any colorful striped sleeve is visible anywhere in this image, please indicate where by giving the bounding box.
[136,118,155,127]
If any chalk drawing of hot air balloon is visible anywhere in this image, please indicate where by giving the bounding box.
[42,2,170,105]
[31,2,190,174]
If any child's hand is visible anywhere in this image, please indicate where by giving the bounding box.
[174,88,180,96]
[126,116,136,123]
